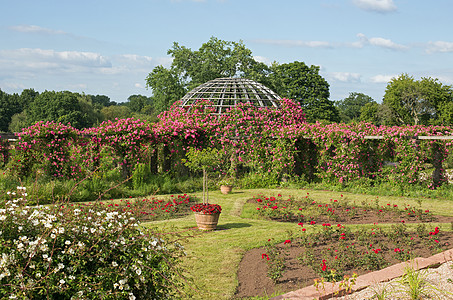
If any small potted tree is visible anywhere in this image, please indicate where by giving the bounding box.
[183,147,223,230]
[218,177,235,194]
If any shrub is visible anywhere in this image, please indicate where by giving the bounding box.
[0,187,187,299]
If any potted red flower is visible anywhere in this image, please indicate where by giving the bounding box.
[183,147,223,230]
[190,203,222,230]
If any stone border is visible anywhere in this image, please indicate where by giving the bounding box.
[271,248,453,300]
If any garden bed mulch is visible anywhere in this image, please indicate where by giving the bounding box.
[234,206,453,299]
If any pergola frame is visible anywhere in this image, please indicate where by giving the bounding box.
[180,77,282,115]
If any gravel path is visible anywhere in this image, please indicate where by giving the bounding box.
[335,261,453,300]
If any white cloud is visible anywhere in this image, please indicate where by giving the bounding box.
[352,0,397,13]
[0,48,111,69]
[328,72,362,83]
[252,39,332,49]
[356,33,408,51]
[370,74,397,83]
[253,55,273,65]
[426,41,453,54]
[0,48,161,100]
[9,25,67,35]
[1,82,26,90]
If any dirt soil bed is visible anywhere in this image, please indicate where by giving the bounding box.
[235,208,453,299]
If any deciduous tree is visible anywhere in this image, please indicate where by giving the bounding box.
[383,74,453,125]
[337,92,375,122]
[266,61,339,123]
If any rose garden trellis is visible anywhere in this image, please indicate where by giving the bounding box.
[1,113,452,190]
[1,75,452,189]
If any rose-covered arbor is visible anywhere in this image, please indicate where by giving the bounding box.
[1,78,452,192]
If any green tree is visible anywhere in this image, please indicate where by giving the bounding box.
[266,61,339,123]
[90,94,116,108]
[146,37,264,114]
[146,66,185,113]
[126,94,152,113]
[8,111,28,132]
[19,88,39,108]
[100,105,132,121]
[383,74,453,125]
[168,36,258,90]
[28,91,93,129]
[77,93,102,128]
[336,92,375,122]
[0,90,21,132]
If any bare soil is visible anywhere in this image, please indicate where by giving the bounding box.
[234,209,453,299]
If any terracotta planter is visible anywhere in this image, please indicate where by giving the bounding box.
[194,212,221,230]
[220,185,233,194]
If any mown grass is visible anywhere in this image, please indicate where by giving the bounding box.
[142,188,453,299]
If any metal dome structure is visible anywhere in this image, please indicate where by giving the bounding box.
[180,77,282,115]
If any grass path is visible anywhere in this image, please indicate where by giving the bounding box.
[143,188,453,299]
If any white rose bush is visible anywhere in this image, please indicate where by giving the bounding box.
[0,187,187,299]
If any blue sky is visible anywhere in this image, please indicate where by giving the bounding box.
[1,0,452,103]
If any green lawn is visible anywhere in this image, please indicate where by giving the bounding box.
[143,188,453,299]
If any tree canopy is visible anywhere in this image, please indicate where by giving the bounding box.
[383,74,453,125]
[0,90,21,132]
[146,37,338,122]
[336,92,375,123]
[265,61,339,123]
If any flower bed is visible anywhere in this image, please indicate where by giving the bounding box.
[250,193,444,224]
[235,193,453,298]
[105,194,198,221]
[0,188,188,299]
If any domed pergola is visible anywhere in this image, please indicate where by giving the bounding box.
[180,77,282,115]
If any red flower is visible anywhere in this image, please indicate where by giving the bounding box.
[284,240,291,245]
[298,222,304,226]
[321,260,327,272]
[190,203,222,214]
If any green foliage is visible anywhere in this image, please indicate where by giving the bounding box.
[396,264,441,299]
[28,91,95,129]
[146,66,187,113]
[0,89,21,132]
[337,92,375,122]
[100,105,132,121]
[168,36,257,90]
[263,239,288,283]
[183,147,223,173]
[8,111,28,132]
[126,94,153,113]
[0,187,187,299]
[132,162,153,189]
[383,74,453,125]
[238,172,280,189]
[89,94,116,108]
[267,61,339,123]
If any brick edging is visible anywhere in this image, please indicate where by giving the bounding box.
[271,248,453,300]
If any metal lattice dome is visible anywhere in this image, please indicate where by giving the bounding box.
[180,77,282,115]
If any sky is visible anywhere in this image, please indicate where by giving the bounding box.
[1,0,452,104]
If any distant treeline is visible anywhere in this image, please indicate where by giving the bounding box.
[0,89,156,132]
